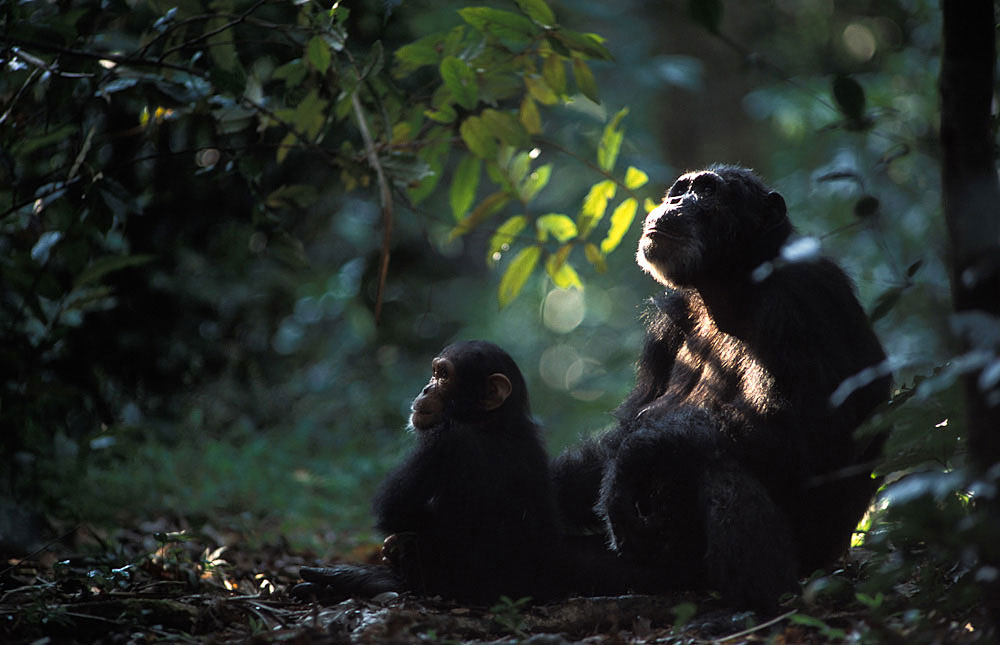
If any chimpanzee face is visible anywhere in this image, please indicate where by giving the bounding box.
[637,167,791,288]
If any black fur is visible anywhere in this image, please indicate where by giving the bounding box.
[553,165,890,613]
[295,341,644,605]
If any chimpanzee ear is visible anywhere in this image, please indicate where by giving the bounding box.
[483,374,512,411]
[766,191,786,216]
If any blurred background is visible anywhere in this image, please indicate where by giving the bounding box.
[2,0,950,557]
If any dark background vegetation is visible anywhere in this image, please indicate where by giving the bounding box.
[3,0,1000,641]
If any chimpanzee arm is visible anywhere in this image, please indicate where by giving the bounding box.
[372,435,454,534]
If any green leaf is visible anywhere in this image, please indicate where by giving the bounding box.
[294,89,329,139]
[450,155,482,221]
[394,30,452,75]
[601,198,637,253]
[498,246,541,308]
[625,166,649,190]
[481,109,530,149]
[460,116,498,159]
[450,191,510,239]
[578,180,616,237]
[833,75,866,122]
[266,184,320,209]
[525,75,559,105]
[520,164,551,202]
[276,132,297,163]
[644,197,658,213]
[440,56,478,109]
[459,7,538,43]
[584,242,607,273]
[597,107,628,172]
[307,36,331,73]
[542,54,567,96]
[688,0,723,34]
[546,247,582,289]
[554,30,613,60]
[520,95,542,134]
[537,213,578,242]
[75,254,156,287]
[425,103,457,124]
[516,0,556,26]
[572,58,599,103]
[488,215,529,265]
[273,59,306,87]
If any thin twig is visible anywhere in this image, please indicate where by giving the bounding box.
[351,91,393,324]
[708,609,797,643]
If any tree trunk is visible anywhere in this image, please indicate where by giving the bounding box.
[939,0,1000,472]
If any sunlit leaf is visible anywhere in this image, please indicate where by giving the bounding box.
[572,58,599,103]
[515,0,556,26]
[498,246,541,308]
[578,179,616,237]
[644,197,659,213]
[597,108,628,172]
[520,164,551,201]
[440,56,477,109]
[450,191,510,240]
[276,132,297,163]
[450,155,481,220]
[585,242,607,273]
[520,95,542,134]
[537,213,578,242]
[601,198,637,253]
[546,247,582,289]
[625,166,649,190]
[488,215,528,265]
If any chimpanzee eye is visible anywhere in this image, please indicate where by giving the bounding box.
[693,175,717,195]
[668,179,690,197]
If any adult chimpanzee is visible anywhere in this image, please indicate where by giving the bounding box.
[552,165,890,613]
[294,341,639,604]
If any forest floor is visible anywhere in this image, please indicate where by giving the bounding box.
[0,518,983,644]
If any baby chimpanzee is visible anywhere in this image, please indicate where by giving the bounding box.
[295,341,636,604]
[553,165,890,613]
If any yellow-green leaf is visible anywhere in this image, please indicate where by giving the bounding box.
[307,36,331,73]
[277,131,297,163]
[542,54,567,96]
[520,164,551,202]
[644,197,659,213]
[460,115,497,159]
[525,75,559,105]
[450,155,481,221]
[584,242,607,273]
[520,95,542,134]
[597,108,628,172]
[537,213,577,242]
[481,109,529,149]
[499,246,541,308]
[600,198,637,254]
[516,0,556,26]
[546,248,582,289]
[440,56,477,109]
[577,179,616,237]
[625,165,649,190]
[572,57,599,103]
[450,191,510,240]
[488,215,528,265]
